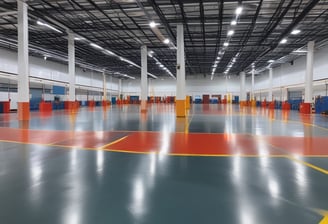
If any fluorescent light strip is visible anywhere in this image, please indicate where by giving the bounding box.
[37,20,63,33]
[152,56,176,79]
[236,6,243,15]
[227,30,234,36]
[280,38,287,44]
[291,29,301,35]
[88,42,158,79]
[90,43,103,49]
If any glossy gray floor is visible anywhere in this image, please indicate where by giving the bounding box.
[0,104,328,224]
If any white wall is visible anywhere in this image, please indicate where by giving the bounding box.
[2,42,328,105]
[0,47,120,102]
[123,75,241,98]
[251,44,328,101]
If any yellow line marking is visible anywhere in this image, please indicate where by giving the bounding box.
[0,139,97,151]
[99,136,128,149]
[315,209,328,224]
[286,156,328,175]
[245,133,328,174]
[1,139,328,160]
[320,216,328,224]
[102,149,288,158]
[279,119,328,132]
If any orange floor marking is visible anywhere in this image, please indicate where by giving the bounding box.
[1,127,328,157]
[102,132,283,156]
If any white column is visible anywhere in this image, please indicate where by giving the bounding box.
[141,45,148,112]
[268,68,273,102]
[240,71,246,101]
[109,75,112,101]
[103,71,107,101]
[17,1,29,103]
[176,24,186,117]
[118,79,122,99]
[68,32,75,102]
[251,69,255,100]
[17,0,29,120]
[282,88,288,101]
[305,41,314,103]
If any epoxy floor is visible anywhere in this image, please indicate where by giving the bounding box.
[0,104,328,224]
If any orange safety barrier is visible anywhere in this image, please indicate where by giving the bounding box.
[300,103,311,114]
[282,102,291,110]
[65,101,80,110]
[268,102,275,109]
[261,101,267,107]
[18,102,30,120]
[39,101,52,112]
[88,101,95,107]
[102,100,110,107]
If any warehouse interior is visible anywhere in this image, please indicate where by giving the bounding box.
[1,0,328,223]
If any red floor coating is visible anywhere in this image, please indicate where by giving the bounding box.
[1,127,328,156]
[104,132,284,155]
[265,136,328,156]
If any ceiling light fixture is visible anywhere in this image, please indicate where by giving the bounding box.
[227,30,234,36]
[90,43,103,49]
[236,6,243,15]
[74,37,85,41]
[231,20,237,26]
[280,38,287,44]
[105,50,115,55]
[149,21,157,28]
[37,20,63,33]
[163,38,170,44]
[223,42,229,47]
[291,29,301,35]
[268,60,275,63]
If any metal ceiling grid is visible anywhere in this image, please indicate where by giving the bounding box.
[0,0,328,79]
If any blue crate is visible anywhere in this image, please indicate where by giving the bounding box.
[234,96,239,104]
[315,96,328,114]
[111,97,116,105]
[210,99,218,104]
[52,102,64,110]
[194,99,202,104]
[288,100,302,110]
[275,101,282,109]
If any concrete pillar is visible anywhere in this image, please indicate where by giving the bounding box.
[268,68,273,102]
[103,72,107,101]
[305,41,314,103]
[176,24,186,117]
[282,88,288,102]
[251,69,255,100]
[141,45,148,112]
[109,75,112,101]
[68,32,76,109]
[118,79,122,100]
[17,0,30,120]
[251,69,256,106]
[240,71,246,105]
[102,72,107,107]
[301,41,315,113]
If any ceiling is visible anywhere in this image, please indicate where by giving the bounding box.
[0,0,328,80]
